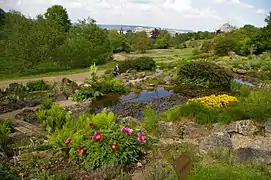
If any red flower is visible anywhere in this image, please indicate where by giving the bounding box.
[92,132,103,142]
[64,137,71,145]
[112,143,118,151]
[77,148,84,155]
[89,122,94,127]
[137,132,147,144]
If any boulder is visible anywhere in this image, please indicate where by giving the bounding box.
[55,92,69,101]
[158,121,182,138]
[182,122,209,139]
[235,148,271,165]
[62,77,72,84]
[264,119,271,137]
[212,120,259,136]
[236,69,247,75]
[199,131,232,154]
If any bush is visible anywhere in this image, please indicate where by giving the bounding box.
[119,56,156,73]
[177,61,233,90]
[0,119,12,153]
[49,109,150,169]
[0,165,20,180]
[36,104,70,133]
[26,80,50,91]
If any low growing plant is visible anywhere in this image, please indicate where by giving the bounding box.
[49,109,151,169]
[26,80,50,91]
[0,119,13,153]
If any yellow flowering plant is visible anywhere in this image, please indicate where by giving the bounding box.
[188,94,239,108]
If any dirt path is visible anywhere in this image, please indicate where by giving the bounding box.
[0,70,105,89]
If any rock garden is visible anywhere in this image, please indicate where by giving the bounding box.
[1,56,271,180]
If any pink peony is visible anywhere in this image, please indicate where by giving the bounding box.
[121,127,133,136]
[137,132,147,144]
[64,137,71,145]
[77,147,84,155]
[92,132,103,142]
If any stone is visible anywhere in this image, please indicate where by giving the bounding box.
[235,148,271,165]
[62,77,72,84]
[264,119,271,137]
[55,92,68,101]
[212,120,259,136]
[236,69,247,75]
[137,162,143,168]
[15,109,36,123]
[182,122,209,139]
[158,121,182,138]
[138,72,146,79]
[199,131,232,154]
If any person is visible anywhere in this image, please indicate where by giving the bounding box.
[112,63,119,77]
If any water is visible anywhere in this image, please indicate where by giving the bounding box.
[234,78,254,87]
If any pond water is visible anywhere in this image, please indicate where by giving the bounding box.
[234,78,254,87]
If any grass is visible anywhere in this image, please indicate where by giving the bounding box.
[0,62,115,81]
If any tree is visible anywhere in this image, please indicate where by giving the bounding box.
[212,33,237,56]
[108,30,132,53]
[0,8,5,29]
[44,5,71,32]
[151,28,160,39]
[265,11,271,26]
[57,18,112,68]
[154,30,170,49]
[132,31,149,53]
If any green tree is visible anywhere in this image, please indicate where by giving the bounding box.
[212,33,237,56]
[108,30,132,53]
[57,18,112,68]
[155,30,170,49]
[132,31,149,53]
[0,8,5,29]
[44,5,71,32]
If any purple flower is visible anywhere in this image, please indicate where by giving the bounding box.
[92,132,103,142]
[64,137,71,145]
[121,127,133,136]
[137,132,147,144]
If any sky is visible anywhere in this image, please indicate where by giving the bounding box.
[0,0,270,31]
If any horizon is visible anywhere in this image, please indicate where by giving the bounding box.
[1,0,270,31]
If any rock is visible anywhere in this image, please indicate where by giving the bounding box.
[212,120,259,136]
[137,162,143,168]
[62,77,72,84]
[182,122,209,139]
[15,109,36,123]
[138,72,146,79]
[199,131,232,154]
[231,134,271,152]
[158,121,182,138]
[264,119,271,137]
[236,69,247,75]
[235,148,271,165]
[119,116,137,124]
[55,92,68,101]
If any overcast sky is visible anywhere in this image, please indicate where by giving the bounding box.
[1,0,270,31]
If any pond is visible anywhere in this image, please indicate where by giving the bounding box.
[234,78,254,87]
[88,85,223,119]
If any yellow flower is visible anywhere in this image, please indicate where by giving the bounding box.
[188,94,238,108]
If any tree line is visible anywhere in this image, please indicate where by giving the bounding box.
[0,5,270,77]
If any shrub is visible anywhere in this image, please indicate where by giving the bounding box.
[26,80,50,91]
[71,86,103,102]
[119,56,156,73]
[0,165,20,180]
[177,61,233,90]
[49,109,151,169]
[36,104,70,133]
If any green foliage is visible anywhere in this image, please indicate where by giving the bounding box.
[177,61,233,90]
[40,98,53,110]
[36,104,70,133]
[0,119,13,153]
[212,33,238,56]
[0,165,20,180]
[132,31,149,53]
[119,56,156,73]
[141,106,159,135]
[189,164,270,180]
[155,30,170,49]
[49,109,150,169]
[94,163,131,180]
[26,80,50,91]
[108,30,132,53]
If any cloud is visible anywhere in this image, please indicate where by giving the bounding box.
[1,0,268,31]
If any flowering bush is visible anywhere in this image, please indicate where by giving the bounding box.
[49,109,150,169]
[188,94,239,108]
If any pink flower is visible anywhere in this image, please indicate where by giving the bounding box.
[121,127,133,136]
[112,143,118,151]
[64,137,71,145]
[89,122,94,127]
[137,132,147,144]
[77,147,84,155]
[92,132,103,142]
